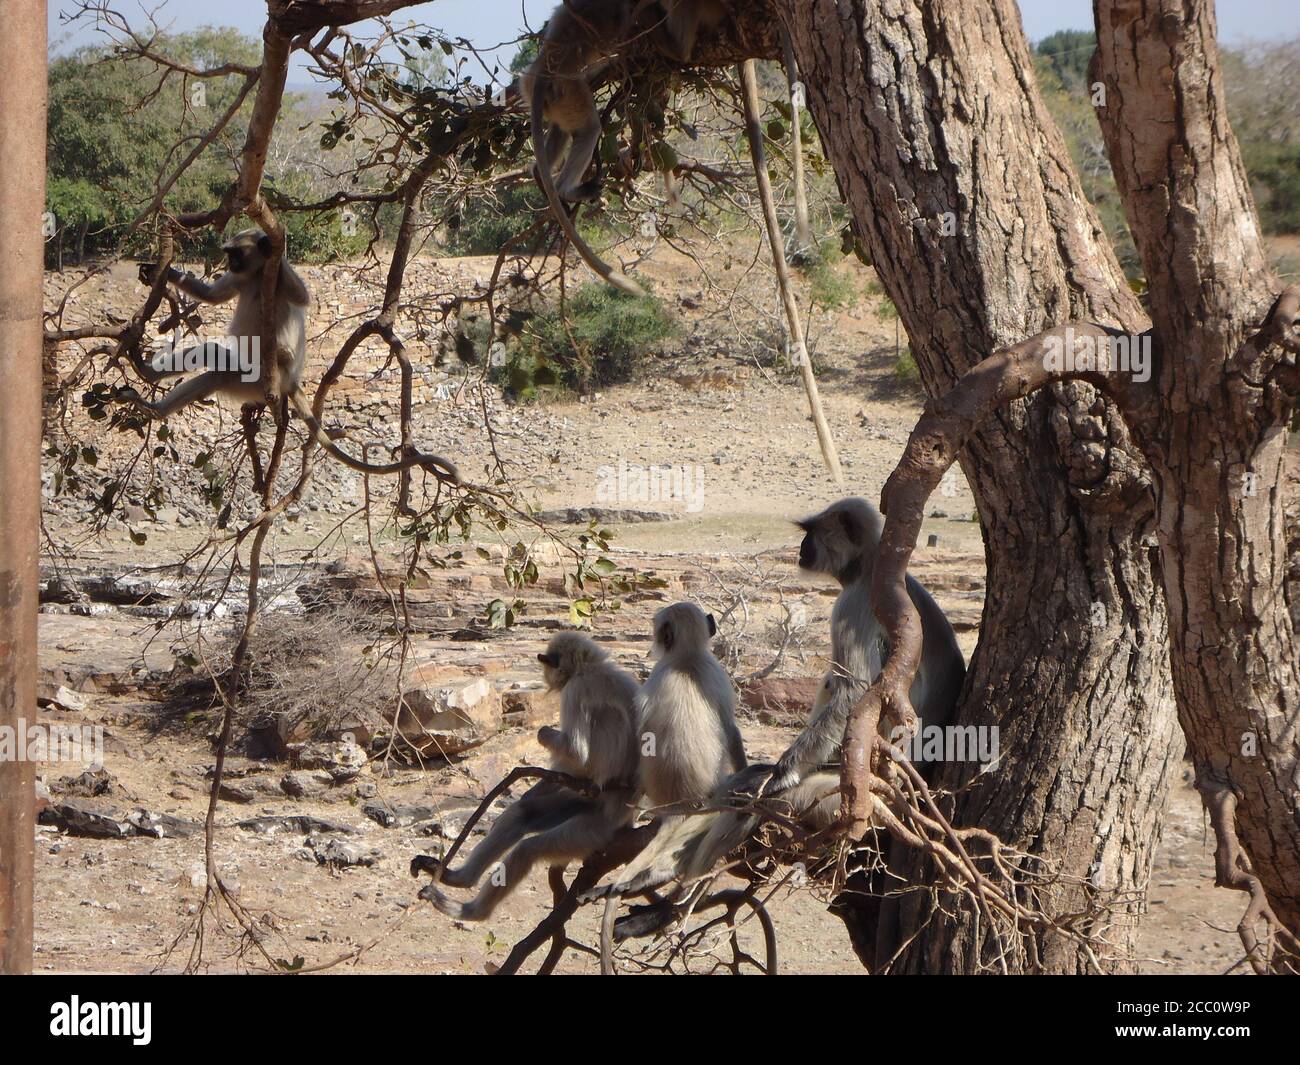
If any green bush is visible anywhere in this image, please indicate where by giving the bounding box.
[894,347,921,389]
[802,247,858,310]
[444,184,546,256]
[502,284,679,397]
[1242,140,1300,234]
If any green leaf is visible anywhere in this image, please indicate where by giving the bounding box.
[569,598,594,626]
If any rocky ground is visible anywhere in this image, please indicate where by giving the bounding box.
[30,243,1298,974]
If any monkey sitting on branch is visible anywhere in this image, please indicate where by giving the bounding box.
[518,0,727,296]
[598,499,966,939]
[582,601,746,908]
[122,228,459,483]
[412,632,640,922]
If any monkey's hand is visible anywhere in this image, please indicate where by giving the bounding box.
[137,262,175,287]
[537,725,565,751]
[762,760,801,796]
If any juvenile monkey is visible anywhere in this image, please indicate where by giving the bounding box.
[604,499,965,912]
[125,228,310,417]
[595,601,745,898]
[125,229,458,483]
[413,632,639,922]
[519,0,725,296]
[636,601,746,807]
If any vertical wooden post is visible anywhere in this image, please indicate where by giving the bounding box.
[779,30,814,257]
[0,0,47,976]
[739,60,843,485]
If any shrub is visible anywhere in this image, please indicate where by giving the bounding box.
[802,246,858,310]
[894,347,921,388]
[501,284,679,397]
[1242,140,1300,234]
[444,184,546,256]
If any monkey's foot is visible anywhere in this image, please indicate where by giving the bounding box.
[409,853,442,879]
[762,764,800,797]
[613,902,678,942]
[567,178,604,204]
[418,882,478,921]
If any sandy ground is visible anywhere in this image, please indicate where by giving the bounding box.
[30,246,1287,975]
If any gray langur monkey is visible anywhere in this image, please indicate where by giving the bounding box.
[124,229,458,483]
[600,498,966,924]
[592,601,745,898]
[412,632,639,922]
[768,496,965,792]
[636,601,746,807]
[519,0,726,297]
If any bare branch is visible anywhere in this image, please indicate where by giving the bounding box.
[840,321,1152,835]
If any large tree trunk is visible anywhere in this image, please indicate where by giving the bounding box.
[781,0,1180,972]
[1093,0,1300,967]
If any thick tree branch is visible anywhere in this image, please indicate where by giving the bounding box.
[1091,0,1275,351]
[840,321,1152,835]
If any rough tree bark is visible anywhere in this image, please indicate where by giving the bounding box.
[778,0,1181,972]
[1091,0,1300,968]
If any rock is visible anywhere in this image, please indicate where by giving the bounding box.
[217,781,258,804]
[38,801,132,838]
[126,809,199,838]
[36,684,88,713]
[34,779,52,818]
[501,687,555,728]
[393,674,500,758]
[308,837,380,869]
[535,507,673,525]
[739,676,822,717]
[40,576,89,605]
[38,800,198,839]
[235,815,361,836]
[295,738,368,783]
[52,767,115,798]
[246,714,314,760]
[280,769,336,798]
[362,801,440,829]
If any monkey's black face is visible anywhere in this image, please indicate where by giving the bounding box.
[223,230,272,275]
[537,651,567,691]
[797,528,817,571]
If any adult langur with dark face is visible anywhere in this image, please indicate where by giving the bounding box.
[517,0,727,296]
[412,632,639,922]
[124,228,459,483]
[599,498,965,951]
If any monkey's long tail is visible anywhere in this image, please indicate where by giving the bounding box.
[603,763,830,898]
[288,388,460,484]
[530,97,646,298]
[605,813,718,897]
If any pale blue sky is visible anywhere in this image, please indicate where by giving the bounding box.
[48,0,1299,80]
